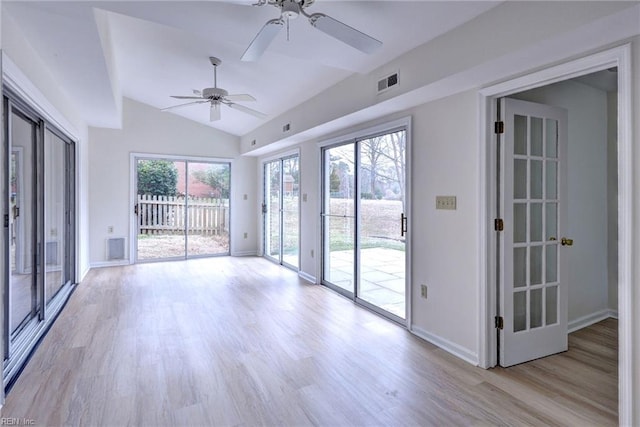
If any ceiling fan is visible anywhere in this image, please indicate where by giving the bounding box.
[162,57,267,121]
[242,0,382,61]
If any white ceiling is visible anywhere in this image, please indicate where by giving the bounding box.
[3,1,501,136]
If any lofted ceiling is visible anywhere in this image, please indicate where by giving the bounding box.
[2,1,501,136]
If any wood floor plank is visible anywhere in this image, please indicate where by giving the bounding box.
[0,257,618,426]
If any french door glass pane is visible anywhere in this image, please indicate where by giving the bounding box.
[530,117,543,156]
[514,248,526,288]
[282,156,299,268]
[546,286,558,325]
[530,160,543,199]
[530,203,542,242]
[514,159,527,199]
[514,291,526,332]
[186,162,230,256]
[9,111,38,335]
[358,131,406,318]
[545,119,558,158]
[45,130,67,304]
[514,115,527,155]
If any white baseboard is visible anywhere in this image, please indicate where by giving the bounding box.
[411,326,479,366]
[231,250,258,257]
[90,260,131,268]
[568,309,617,333]
[298,271,316,284]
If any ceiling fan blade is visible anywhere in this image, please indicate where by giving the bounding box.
[241,18,284,62]
[161,100,207,112]
[225,94,257,102]
[308,13,382,54]
[171,95,204,100]
[225,102,267,119]
[210,103,221,122]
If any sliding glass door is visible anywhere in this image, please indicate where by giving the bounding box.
[263,154,299,269]
[3,89,76,386]
[322,126,408,321]
[135,157,230,262]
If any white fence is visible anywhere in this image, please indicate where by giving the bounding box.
[137,194,228,235]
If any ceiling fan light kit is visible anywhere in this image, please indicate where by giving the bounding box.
[242,0,382,61]
[162,57,266,122]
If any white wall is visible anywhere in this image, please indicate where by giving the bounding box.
[510,80,611,325]
[631,37,640,427]
[88,98,256,265]
[606,91,618,312]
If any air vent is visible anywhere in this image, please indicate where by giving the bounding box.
[377,72,399,94]
[106,237,125,261]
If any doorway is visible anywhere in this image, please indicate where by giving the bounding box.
[480,46,631,422]
[320,120,409,322]
[134,156,231,262]
[263,154,300,270]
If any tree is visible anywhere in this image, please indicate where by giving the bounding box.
[330,168,341,193]
[192,165,230,198]
[137,160,178,196]
[360,136,385,198]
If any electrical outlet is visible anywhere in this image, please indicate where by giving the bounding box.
[243,194,248,200]
[310,249,314,258]
[108,226,114,234]
[420,284,428,299]
[243,232,248,239]
[303,193,308,202]
[436,196,457,210]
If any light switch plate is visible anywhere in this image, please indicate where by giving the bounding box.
[436,196,457,210]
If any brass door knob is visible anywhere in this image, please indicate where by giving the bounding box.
[561,237,574,246]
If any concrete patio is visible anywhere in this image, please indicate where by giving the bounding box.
[326,247,405,318]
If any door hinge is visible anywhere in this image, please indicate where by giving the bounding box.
[494,121,504,134]
[3,214,8,228]
[495,316,504,330]
[261,203,267,214]
[494,218,504,231]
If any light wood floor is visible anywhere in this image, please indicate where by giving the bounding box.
[1,257,618,426]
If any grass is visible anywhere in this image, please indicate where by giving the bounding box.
[138,197,405,258]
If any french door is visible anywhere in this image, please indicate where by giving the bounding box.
[263,155,299,269]
[499,98,569,366]
[321,126,408,322]
[3,90,76,386]
[134,157,230,262]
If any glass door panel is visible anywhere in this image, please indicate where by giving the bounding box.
[357,131,406,319]
[136,159,184,260]
[186,162,230,256]
[265,160,281,260]
[281,156,299,268]
[263,156,299,269]
[9,111,38,337]
[323,144,355,293]
[44,129,67,304]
